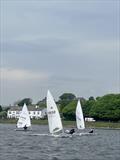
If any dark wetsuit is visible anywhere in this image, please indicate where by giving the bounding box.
[23,125,27,130]
[69,129,75,134]
[89,129,93,133]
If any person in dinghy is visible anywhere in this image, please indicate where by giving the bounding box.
[65,128,75,135]
[89,128,94,133]
[23,125,27,131]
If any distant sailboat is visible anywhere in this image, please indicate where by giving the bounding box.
[65,100,85,135]
[47,90,63,135]
[76,100,85,130]
[16,103,31,130]
[76,100,95,136]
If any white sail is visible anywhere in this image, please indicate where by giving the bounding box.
[47,90,63,134]
[76,100,85,129]
[17,103,31,128]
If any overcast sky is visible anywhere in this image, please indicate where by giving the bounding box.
[0,0,120,105]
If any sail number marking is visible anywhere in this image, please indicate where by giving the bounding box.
[48,110,56,114]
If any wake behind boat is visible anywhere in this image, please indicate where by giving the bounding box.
[27,132,72,138]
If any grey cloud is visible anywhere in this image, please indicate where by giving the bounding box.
[1,0,119,105]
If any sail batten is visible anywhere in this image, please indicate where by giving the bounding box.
[47,90,63,134]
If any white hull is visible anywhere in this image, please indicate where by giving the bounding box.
[15,128,32,131]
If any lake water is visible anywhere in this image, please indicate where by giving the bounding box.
[0,124,120,160]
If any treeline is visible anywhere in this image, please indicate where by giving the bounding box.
[0,106,9,119]
[59,93,120,122]
[0,93,120,121]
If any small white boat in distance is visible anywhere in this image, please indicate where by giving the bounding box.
[65,100,84,135]
[16,103,31,131]
[47,90,63,135]
[76,100,95,136]
[76,100,85,130]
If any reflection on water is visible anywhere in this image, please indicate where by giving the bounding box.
[0,124,120,160]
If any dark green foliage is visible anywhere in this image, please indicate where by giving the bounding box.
[58,93,76,112]
[0,111,7,119]
[36,97,46,105]
[4,107,10,112]
[17,98,32,106]
[62,100,77,120]
[89,94,120,121]
[60,93,120,122]
[83,99,95,117]
[89,96,95,101]
[0,106,9,119]
[0,105,3,112]
[59,93,76,101]
[96,97,100,100]
[36,97,46,108]
[36,102,46,109]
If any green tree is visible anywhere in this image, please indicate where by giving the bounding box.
[89,94,120,121]
[59,93,76,101]
[36,97,46,108]
[83,98,95,117]
[89,96,95,101]
[17,98,32,106]
[0,111,7,119]
[58,93,76,112]
[62,100,77,120]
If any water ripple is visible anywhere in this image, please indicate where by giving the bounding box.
[0,124,120,160]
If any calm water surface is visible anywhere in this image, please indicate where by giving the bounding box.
[0,124,120,160]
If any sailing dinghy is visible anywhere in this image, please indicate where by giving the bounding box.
[47,90,63,135]
[76,100,85,130]
[16,103,31,131]
[64,100,85,135]
[47,90,71,138]
[76,100,95,135]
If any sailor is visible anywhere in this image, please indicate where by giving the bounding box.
[89,129,94,133]
[69,128,75,134]
[23,125,27,131]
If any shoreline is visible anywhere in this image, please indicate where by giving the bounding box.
[0,119,120,129]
